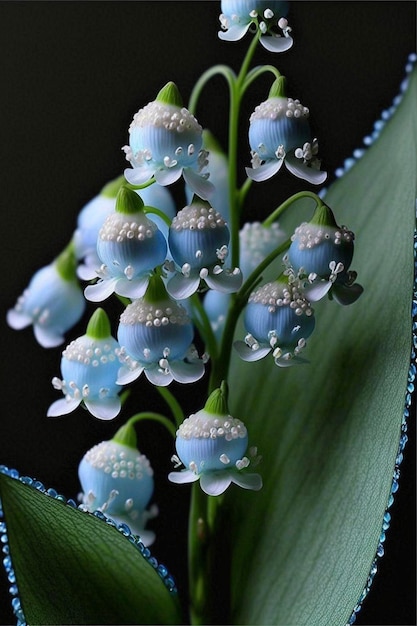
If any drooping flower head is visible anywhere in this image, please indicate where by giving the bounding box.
[169,382,262,496]
[117,274,205,387]
[218,0,293,52]
[234,271,315,366]
[123,82,214,200]
[75,176,176,281]
[7,242,85,348]
[84,186,167,302]
[78,421,156,546]
[47,308,123,420]
[287,201,364,305]
[166,199,242,299]
[246,77,327,185]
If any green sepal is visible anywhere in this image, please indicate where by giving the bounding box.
[101,174,126,198]
[309,200,339,228]
[54,240,77,282]
[143,273,169,304]
[112,421,138,449]
[85,308,111,339]
[0,471,182,625]
[156,81,183,108]
[115,186,145,214]
[268,76,287,99]
[204,381,229,417]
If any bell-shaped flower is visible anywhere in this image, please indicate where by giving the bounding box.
[287,202,364,305]
[117,275,205,387]
[47,308,123,420]
[169,384,262,496]
[234,271,315,366]
[78,422,156,545]
[246,78,327,185]
[123,82,214,200]
[218,0,293,52]
[7,242,85,348]
[166,200,242,300]
[84,186,167,302]
[75,177,176,281]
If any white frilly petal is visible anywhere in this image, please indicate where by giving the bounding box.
[116,365,144,385]
[285,155,327,185]
[47,397,81,417]
[33,325,65,348]
[234,340,271,362]
[84,397,121,420]
[6,309,32,330]
[76,263,98,281]
[84,278,118,302]
[218,23,251,41]
[154,166,183,187]
[200,471,232,496]
[144,365,174,387]
[168,470,200,485]
[245,159,283,182]
[124,166,155,186]
[182,168,215,201]
[169,359,205,384]
[260,34,294,52]
[275,354,309,367]
[304,280,333,302]
[115,275,150,299]
[204,268,243,294]
[230,471,263,491]
[166,272,200,299]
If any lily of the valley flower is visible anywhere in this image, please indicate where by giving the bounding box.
[218,0,293,52]
[84,186,167,302]
[117,275,205,387]
[47,308,123,420]
[123,82,214,200]
[168,384,262,496]
[246,78,327,185]
[234,272,315,366]
[7,243,85,348]
[166,200,242,299]
[78,423,156,545]
[287,202,364,305]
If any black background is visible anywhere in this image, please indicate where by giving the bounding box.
[0,2,416,625]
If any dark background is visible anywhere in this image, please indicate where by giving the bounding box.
[0,2,415,625]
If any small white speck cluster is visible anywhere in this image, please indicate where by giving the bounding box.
[248,280,313,317]
[99,212,157,244]
[84,441,153,481]
[250,97,309,122]
[129,101,202,134]
[120,298,190,327]
[171,204,227,232]
[291,222,354,250]
[62,336,118,366]
[177,410,247,441]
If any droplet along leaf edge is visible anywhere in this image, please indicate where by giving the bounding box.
[0,468,182,625]
[227,64,417,625]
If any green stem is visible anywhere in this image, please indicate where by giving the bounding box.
[241,63,281,95]
[155,387,184,428]
[190,293,219,362]
[143,206,172,227]
[188,65,237,116]
[263,190,324,226]
[126,411,177,438]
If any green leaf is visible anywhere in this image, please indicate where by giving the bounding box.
[228,68,416,624]
[0,472,182,625]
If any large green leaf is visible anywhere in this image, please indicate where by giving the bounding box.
[228,68,416,624]
[0,471,182,625]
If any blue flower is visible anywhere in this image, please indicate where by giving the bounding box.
[75,178,175,281]
[7,245,85,348]
[84,187,168,302]
[78,439,156,546]
[123,83,214,200]
[234,273,315,366]
[47,309,123,420]
[166,201,242,299]
[117,276,205,387]
[218,0,293,52]
[168,385,262,496]
[246,79,327,185]
[287,203,363,305]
